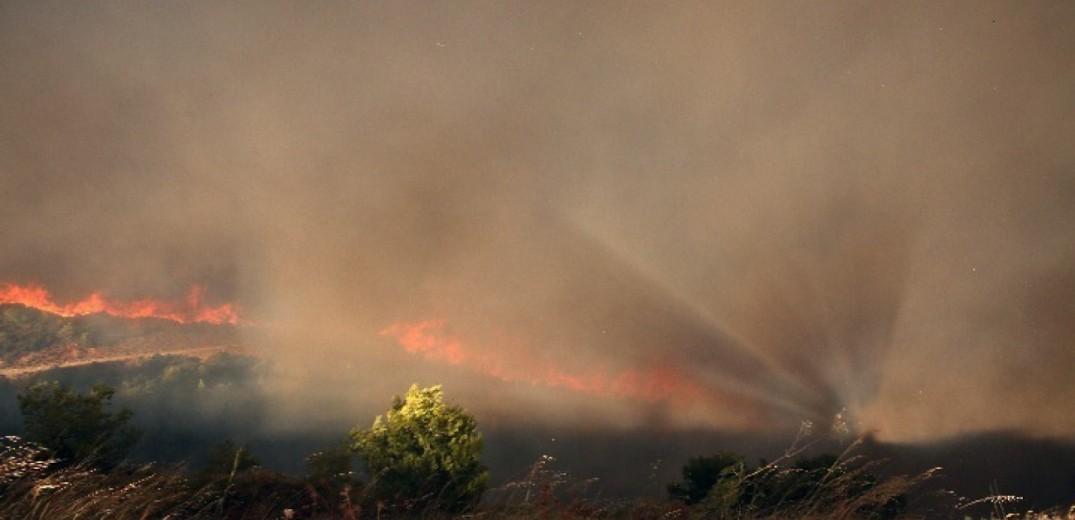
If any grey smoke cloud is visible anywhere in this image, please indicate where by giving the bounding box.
[1,1,1073,442]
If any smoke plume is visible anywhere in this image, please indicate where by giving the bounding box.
[2,1,1074,443]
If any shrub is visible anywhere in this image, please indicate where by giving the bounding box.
[670,450,910,519]
[17,381,141,471]
[667,452,745,505]
[350,384,489,514]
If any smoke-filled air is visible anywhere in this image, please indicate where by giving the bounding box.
[2,1,1075,506]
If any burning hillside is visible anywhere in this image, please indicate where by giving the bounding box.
[380,319,772,428]
[0,284,246,377]
[0,283,242,325]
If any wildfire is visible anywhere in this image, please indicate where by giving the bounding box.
[0,282,242,325]
[380,319,707,405]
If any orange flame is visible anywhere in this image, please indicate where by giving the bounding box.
[380,319,707,405]
[0,282,242,325]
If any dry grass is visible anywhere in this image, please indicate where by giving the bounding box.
[0,436,341,519]
[0,458,191,519]
[0,435,1072,519]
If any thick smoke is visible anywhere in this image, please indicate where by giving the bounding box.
[1,1,1074,443]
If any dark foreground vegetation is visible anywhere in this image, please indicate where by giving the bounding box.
[1,381,1073,519]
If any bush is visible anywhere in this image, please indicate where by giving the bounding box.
[17,381,141,471]
[667,452,745,505]
[670,450,909,519]
[350,384,489,514]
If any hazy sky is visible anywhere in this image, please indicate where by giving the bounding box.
[2,1,1074,443]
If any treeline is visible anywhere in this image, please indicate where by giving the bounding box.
[0,377,956,519]
[1,381,487,518]
[0,327,1061,519]
[0,353,270,465]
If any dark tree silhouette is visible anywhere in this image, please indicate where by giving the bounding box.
[17,381,141,471]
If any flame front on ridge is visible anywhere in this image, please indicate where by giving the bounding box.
[0,283,242,325]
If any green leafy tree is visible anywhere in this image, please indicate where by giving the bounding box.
[17,381,141,471]
[350,384,489,513]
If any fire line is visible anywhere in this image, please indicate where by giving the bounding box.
[380,319,707,405]
[0,282,242,325]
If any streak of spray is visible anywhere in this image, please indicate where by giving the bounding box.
[571,195,918,434]
[377,196,915,434]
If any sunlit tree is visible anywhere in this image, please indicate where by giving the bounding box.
[350,384,489,513]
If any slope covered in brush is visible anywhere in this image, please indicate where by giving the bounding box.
[0,304,239,368]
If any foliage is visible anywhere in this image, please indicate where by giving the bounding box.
[0,305,93,363]
[189,439,262,496]
[306,442,356,498]
[17,381,141,471]
[304,443,361,518]
[306,443,353,484]
[667,451,746,505]
[0,303,239,368]
[0,436,303,520]
[350,384,489,513]
[191,468,308,520]
[670,450,911,519]
[203,439,262,476]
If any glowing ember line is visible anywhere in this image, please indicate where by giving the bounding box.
[380,320,706,405]
[0,283,242,325]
